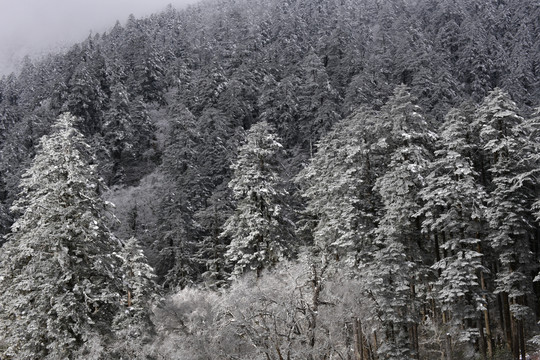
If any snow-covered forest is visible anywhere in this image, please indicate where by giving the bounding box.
[2,0,540,358]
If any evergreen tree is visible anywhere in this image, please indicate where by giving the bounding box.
[297,107,380,263]
[100,81,133,184]
[155,105,240,285]
[216,64,261,129]
[528,108,540,223]
[221,121,295,277]
[193,184,234,288]
[474,88,536,358]
[64,61,107,134]
[369,86,434,360]
[111,237,156,358]
[0,113,124,359]
[154,106,201,287]
[295,51,342,152]
[257,74,301,148]
[419,107,489,356]
[133,49,167,105]
[499,22,536,107]
[455,18,494,102]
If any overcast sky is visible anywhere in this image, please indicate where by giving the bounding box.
[0,0,200,76]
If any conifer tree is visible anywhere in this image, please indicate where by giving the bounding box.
[369,86,434,360]
[193,185,234,288]
[295,51,342,152]
[474,89,536,358]
[0,113,124,359]
[64,61,107,134]
[221,121,294,277]
[297,107,380,263]
[111,237,156,358]
[100,81,133,184]
[528,108,540,222]
[155,105,201,286]
[419,107,490,356]
[258,74,301,148]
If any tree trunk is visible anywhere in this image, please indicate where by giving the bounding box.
[346,321,353,360]
[275,344,285,360]
[353,318,364,360]
[511,312,519,360]
[372,331,378,359]
[478,243,493,359]
[434,233,441,277]
[501,292,514,353]
[478,317,486,359]
[509,296,527,360]
[308,262,324,357]
[519,319,526,360]
[410,283,419,359]
[445,333,452,360]
[412,323,419,359]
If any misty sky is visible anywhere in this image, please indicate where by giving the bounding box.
[0,0,199,76]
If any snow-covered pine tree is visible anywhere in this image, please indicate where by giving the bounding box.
[295,51,342,152]
[221,121,295,278]
[0,113,124,359]
[134,49,166,105]
[257,74,301,149]
[64,61,107,134]
[156,105,217,287]
[111,237,156,358]
[369,85,435,360]
[528,107,540,222]
[419,107,489,357]
[474,88,536,359]
[154,105,199,286]
[194,184,234,289]
[296,107,380,264]
[100,81,133,184]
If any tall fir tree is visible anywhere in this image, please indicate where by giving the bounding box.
[419,107,490,357]
[474,88,537,359]
[369,86,434,360]
[296,107,380,264]
[221,121,295,278]
[0,113,124,359]
[111,237,156,358]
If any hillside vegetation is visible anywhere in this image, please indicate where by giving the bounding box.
[2,0,540,358]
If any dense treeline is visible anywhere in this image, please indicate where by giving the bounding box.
[2,0,540,358]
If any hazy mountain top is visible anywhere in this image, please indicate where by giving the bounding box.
[0,0,199,76]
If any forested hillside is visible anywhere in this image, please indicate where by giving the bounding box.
[2,0,540,358]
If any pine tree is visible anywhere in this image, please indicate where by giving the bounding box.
[369,86,434,360]
[64,61,107,134]
[296,107,380,263]
[258,74,301,148]
[455,17,494,102]
[133,49,166,105]
[419,107,489,356]
[221,121,295,278]
[193,184,234,288]
[0,113,124,359]
[474,88,536,358]
[100,81,133,184]
[154,105,201,287]
[528,108,540,223]
[295,51,342,152]
[216,64,261,129]
[111,237,156,358]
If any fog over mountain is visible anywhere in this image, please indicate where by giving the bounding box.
[0,0,199,75]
